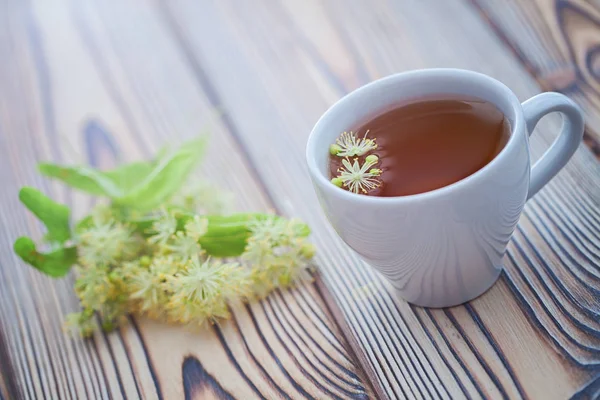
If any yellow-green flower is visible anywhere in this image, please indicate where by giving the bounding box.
[244,217,315,296]
[184,216,209,241]
[172,258,248,302]
[129,257,178,314]
[165,258,249,322]
[148,209,177,245]
[77,218,140,267]
[166,231,203,262]
[74,264,113,309]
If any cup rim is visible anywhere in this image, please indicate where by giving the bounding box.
[306,68,525,203]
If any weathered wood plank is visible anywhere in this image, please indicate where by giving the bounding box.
[468,0,600,155]
[4,0,600,398]
[162,0,600,398]
[0,0,371,398]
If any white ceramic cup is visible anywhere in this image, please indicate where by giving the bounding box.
[306,69,584,308]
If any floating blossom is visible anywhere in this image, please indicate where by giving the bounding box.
[330,131,377,157]
[336,155,382,194]
[148,209,177,245]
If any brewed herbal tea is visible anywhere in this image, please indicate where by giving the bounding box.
[328,96,510,196]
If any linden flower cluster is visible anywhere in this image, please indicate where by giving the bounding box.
[65,189,315,337]
[329,131,383,194]
[14,136,316,337]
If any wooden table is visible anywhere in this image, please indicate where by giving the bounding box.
[1,1,599,399]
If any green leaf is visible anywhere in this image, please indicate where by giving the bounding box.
[199,231,251,257]
[14,237,77,277]
[114,136,208,211]
[38,137,206,210]
[198,214,258,257]
[103,162,156,191]
[38,164,124,198]
[39,161,156,197]
[19,187,72,244]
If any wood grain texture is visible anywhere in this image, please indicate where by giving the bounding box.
[468,0,600,155]
[0,0,371,399]
[160,0,600,398]
[2,0,600,399]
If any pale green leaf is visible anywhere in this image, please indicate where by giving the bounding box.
[104,162,155,191]
[114,136,207,211]
[38,164,123,198]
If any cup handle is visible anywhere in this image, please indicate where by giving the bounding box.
[521,92,584,199]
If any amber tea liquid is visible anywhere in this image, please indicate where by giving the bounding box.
[329,96,510,196]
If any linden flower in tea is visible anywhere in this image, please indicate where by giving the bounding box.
[329,131,382,194]
[330,98,510,197]
[333,155,382,194]
[329,130,377,157]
